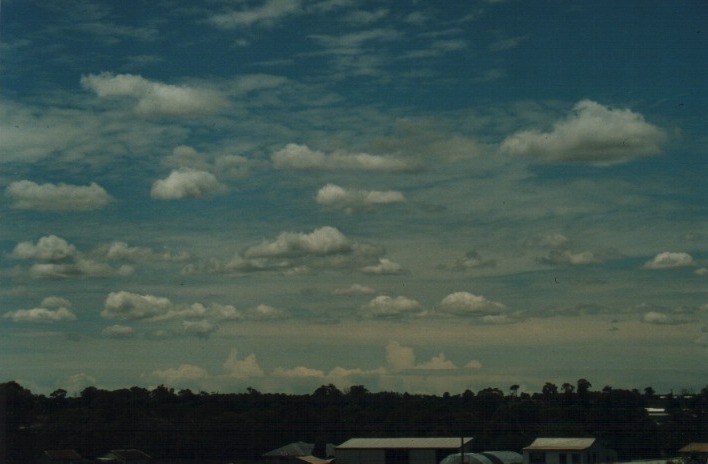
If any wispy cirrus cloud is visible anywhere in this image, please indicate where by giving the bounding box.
[208,0,302,28]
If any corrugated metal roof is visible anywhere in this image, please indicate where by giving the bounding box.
[523,438,596,451]
[337,438,473,450]
[679,443,708,453]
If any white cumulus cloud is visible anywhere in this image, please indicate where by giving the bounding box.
[272,143,417,171]
[501,100,666,165]
[102,324,136,338]
[5,181,113,211]
[243,226,353,258]
[642,252,694,269]
[315,183,405,213]
[11,235,77,262]
[3,306,76,323]
[360,296,423,318]
[361,258,405,275]
[102,291,173,320]
[153,364,209,383]
[436,292,508,317]
[81,72,225,117]
[223,350,265,378]
[151,168,227,200]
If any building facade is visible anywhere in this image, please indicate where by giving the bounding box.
[336,437,473,464]
[522,438,617,464]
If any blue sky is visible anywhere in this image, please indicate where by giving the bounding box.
[1,0,706,395]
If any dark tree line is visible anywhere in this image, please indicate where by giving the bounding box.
[1,380,706,463]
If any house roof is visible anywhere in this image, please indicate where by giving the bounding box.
[105,449,151,461]
[44,450,83,460]
[679,443,708,453]
[296,456,334,464]
[264,442,316,457]
[523,438,597,451]
[263,442,336,458]
[337,437,473,450]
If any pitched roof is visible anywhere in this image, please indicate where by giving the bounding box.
[679,443,708,453]
[337,437,473,450]
[264,442,316,457]
[106,449,151,461]
[523,438,597,451]
[44,450,83,460]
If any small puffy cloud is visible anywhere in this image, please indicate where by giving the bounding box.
[446,250,496,271]
[641,311,679,325]
[464,360,483,369]
[28,261,134,279]
[5,181,113,211]
[11,235,77,262]
[81,72,225,117]
[102,291,173,320]
[272,143,417,171]
[183,320,217,338]
[244,226,352,258]
[246,304,288,320]
[642,252,694,269]
[209,0,301,28]
[385,341,460,372]
[695,268,708,276]
[361,258,405,275]
[153,364,209,383]
[4,296,75,323]
[185,226,388,275]
[223,350,265,378]
[95,241,189,262]
[360,295,423,319]
[500,100,666,165]
[272,366,326,378]
[315,183,405,213]
[416,353,457,370]
[539,249,604,266]
[436,291,507,317]
[333,284,376,295]
[524,233,570,249]
[151,168,227,200]
[102,324,136,338]
[3,306,76,323]
[11,236,134,279]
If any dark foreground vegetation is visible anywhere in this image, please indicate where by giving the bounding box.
[1,380,707,463]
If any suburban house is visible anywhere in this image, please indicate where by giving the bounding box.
[336,437,473,464]
[522,438,617,464]
[263,441,336,464]
[679,443,708,464]
[97,449,151,464]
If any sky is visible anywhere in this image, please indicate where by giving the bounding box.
[0,0,706,396]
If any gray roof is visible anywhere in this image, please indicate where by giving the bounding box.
[337,438,473,450]
[264,442,336,458]
[523,439,596,451]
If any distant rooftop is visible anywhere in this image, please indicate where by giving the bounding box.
[523,438,597,451]
[337,437,473,450]
[679,443,708,454]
